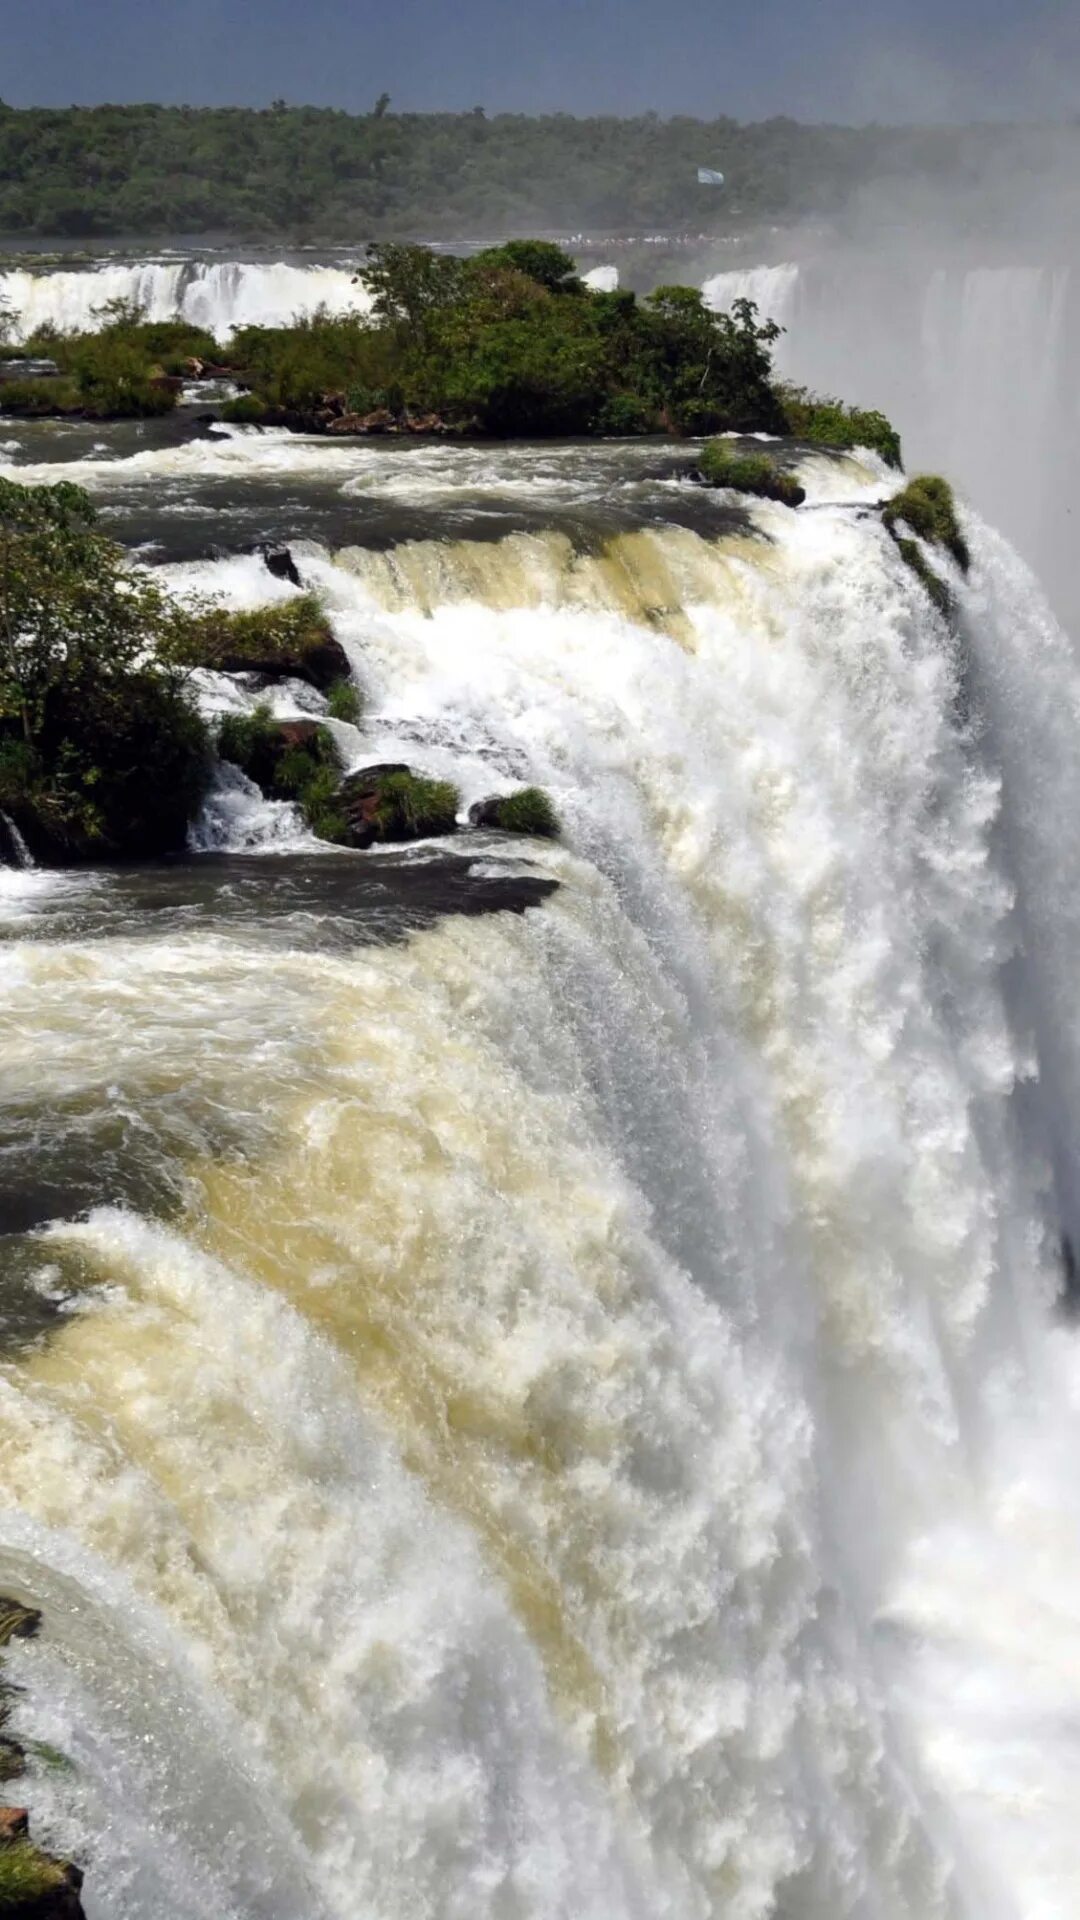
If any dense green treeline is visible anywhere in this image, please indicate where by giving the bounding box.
[0,103,1057,240]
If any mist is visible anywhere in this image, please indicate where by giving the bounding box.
[698,131,1080,630]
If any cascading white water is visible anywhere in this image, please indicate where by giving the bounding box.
[3,448,1080,1919]
[0,259,371,342]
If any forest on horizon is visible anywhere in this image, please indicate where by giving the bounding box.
[0,103,1071,242]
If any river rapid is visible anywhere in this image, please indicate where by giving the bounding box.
[2,274,1080,1920]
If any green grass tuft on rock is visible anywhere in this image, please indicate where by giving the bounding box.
[474,787,561,838]
[0,1836,69,1906]
[696,441,805,505]
[168,595,348,691]
[375,770,460,841]
[893,537,952,616]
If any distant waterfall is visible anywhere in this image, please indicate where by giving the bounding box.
[0,258,372,341]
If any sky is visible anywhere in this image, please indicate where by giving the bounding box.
[2,0,1078,122]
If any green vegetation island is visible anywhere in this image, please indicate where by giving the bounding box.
[0,238,900,454]
[0,103,1069,240]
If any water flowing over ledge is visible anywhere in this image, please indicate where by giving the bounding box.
[2,434,1080,1920]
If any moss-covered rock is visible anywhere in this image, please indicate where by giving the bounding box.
[883,475,970,571]
[695,442,805,506]
[469,787,561,838]
[0,1817,84,1920]
[337,764,460,847]
[171,595,350,692]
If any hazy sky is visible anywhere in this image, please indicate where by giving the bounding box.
[3,0,1078,122]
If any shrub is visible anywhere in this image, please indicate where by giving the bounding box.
[696,441,805,506]
[216,704,282,790]
[66,336,177,416]
[0,376,81,416]
[298,762,350,844]
[375,770,459,840]
[275,730,337,798]
[595,392,658,435]
[777,385,902,469]
[883,474,970,571]
[326,678,362,723]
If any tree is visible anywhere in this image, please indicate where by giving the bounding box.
[357,242,468,338]
[473,240,582,294]
[373,92,391,118]
[0,479,208,858]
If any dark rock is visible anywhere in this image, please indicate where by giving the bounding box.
[262,546,303,588]
[469,797,506,830]
[182,357,240,380]
[404,412,451,435]
[1061,1234,1078,1314]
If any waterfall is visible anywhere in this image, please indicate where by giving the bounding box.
[4,459,1080,1918]
[0,258,372,342]
[0,811,35,869]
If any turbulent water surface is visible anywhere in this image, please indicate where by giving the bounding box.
[2,256,1080,1920]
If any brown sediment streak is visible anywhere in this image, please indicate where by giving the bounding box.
[194,1103,622,1774]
